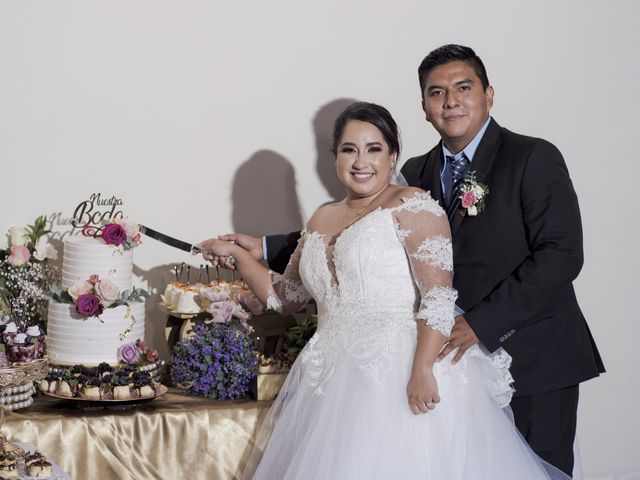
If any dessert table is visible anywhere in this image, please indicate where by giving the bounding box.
[3,390,272,480]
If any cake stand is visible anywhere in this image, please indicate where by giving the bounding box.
[0,358,47,412]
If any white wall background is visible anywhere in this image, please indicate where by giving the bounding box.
[0,0,637,478]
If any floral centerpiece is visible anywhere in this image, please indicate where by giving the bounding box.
[0,216,59,330]
[171,323,257,400]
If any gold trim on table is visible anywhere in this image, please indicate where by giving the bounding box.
[0,358,48,387]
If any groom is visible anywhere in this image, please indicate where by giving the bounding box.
[223,45,604,476]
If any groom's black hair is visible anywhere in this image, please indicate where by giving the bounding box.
[418,44,490,94]
[331,102,400,157]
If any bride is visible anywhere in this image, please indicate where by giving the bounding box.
[198,102,569,479]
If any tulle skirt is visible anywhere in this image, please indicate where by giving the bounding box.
[245,329,570,480]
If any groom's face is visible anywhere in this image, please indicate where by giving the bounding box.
[421,60,494,154]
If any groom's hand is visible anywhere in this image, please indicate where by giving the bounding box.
[437,315,479,364]
[217,233,263,269]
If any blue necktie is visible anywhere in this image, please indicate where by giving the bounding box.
[446,154,469,204]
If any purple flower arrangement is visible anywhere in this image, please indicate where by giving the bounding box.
[171,323,257,400]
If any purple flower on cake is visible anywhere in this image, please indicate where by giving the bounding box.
[101,223,127,246]
[76,294,104,318]
[95,278,120,307]
[7,245,30,266]
[117,341,140,364]
[68,281,94,302]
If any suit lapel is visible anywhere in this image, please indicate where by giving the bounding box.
[420,143,445,209]
[449,119,502,236]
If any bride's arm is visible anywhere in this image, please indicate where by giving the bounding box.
[392,189,457,415]
[197,235,311,316]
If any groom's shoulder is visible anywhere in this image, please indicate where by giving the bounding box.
[497,123,562,159]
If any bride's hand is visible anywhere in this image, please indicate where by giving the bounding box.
[196,238,239,266]
[406,364,440,415]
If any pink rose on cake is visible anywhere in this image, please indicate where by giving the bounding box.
[68,281,94,301]
[95,278,120,307]
[76,294,104,318]
[102,223,127,246]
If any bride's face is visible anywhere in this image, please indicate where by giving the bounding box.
[335,120,397,199]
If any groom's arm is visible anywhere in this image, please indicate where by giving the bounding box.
[464,140,584,352]
[265,232,302,274]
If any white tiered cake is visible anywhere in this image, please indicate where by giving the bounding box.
[47,236,145,366]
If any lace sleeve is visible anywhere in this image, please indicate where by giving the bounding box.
[393,191,458,336]
[265,233,312,315]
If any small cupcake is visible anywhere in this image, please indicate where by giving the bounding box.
[1,321,18,346]
[135,382,155,398]
[83,377,102,400]
[25,451,45,467]
[26,325,46,358]
[112,376,131,399]
[0,453,13,467]
[27,459,52,478]
[0,461,19,479]
[97,362,113,377]
[99,377,113,400]
[8,332,38,362]
[45,373,59,394]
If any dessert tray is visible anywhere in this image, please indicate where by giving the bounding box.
[41,384,168,408]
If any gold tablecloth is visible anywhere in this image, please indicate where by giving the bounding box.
[3,390,272,480]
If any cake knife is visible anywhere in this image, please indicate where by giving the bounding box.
[139,225,203,254]
[139,224,236,265]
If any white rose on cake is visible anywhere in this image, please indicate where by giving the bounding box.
[118,218,140,238]
[95,278,120,307]
[68,282,94,302]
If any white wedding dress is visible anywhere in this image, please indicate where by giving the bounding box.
[246,191,569,480]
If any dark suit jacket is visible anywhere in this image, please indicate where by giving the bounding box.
[267,118,604,396]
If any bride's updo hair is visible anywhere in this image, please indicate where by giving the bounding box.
[331,102,400,157]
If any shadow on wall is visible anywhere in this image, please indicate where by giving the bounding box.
[230,98,358,236]
[231,149,304,236]
[313,98,358,203]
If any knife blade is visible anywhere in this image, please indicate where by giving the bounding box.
[139,225,203,254]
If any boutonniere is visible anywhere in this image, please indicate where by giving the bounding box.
[458,172,489,216]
